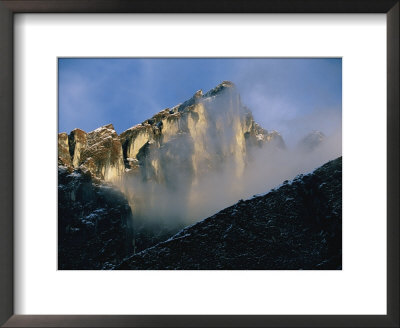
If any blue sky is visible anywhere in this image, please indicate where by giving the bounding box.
[58,58,341,145]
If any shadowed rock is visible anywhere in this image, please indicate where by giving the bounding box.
[115,157,342,270]
[58,132,72,167]
[58,167,134,270]
[68,128,87,167]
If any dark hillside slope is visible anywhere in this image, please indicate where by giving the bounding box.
[116,157,342,270]
[58,167,134,269]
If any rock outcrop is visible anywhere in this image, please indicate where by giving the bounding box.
[59,125,125,182]
[79,124,125,182]
[68,128,87,168]
[115,157,342,270]
[58,132,71,167]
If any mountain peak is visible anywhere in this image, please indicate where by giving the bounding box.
[194,89,203,98]
[220,80,235,87]
[298,130,326,152]
[91,123,115,133]
[70,127,86,135]
[202,81,236,99]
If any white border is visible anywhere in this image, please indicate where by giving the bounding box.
[14,14,387,315]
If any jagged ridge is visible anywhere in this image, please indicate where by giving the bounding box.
[58,81,285,183]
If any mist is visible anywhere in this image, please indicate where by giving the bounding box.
[116,86,342,234]
[179,125,342,224]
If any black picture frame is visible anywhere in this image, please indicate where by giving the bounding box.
[0,1,398,327]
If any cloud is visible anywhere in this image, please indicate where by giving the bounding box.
[227,58,342,146]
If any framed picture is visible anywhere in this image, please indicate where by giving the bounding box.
[0,0,398,327]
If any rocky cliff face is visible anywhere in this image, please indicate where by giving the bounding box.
[68,128,87,168]
[80,124,125,182]
[58,81,285,222]
[59,82,283,182]
[58,132,71,167]
[115,157,342,270]
[59,125,125,182]
[119,81,283,182]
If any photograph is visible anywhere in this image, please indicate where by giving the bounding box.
[57,58,342,270]
[1,1,396,325]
